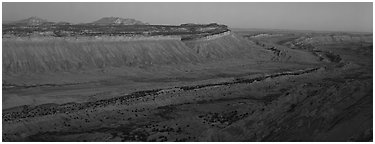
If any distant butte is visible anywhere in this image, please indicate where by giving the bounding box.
[11,16,51,26]
[90,17,149,25]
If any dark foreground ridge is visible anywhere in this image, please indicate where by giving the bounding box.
[3,67,319,122]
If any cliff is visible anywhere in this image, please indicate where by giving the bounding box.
[3,30,320,76]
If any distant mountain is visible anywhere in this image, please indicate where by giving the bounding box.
[11,17,53,26]
[91,17,148,25]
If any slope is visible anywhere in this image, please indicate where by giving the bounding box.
[3,39,201,74]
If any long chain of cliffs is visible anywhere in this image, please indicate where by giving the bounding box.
[2,23,230,40]
[2,31,232,42]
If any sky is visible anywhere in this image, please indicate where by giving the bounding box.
[2,2,373,32]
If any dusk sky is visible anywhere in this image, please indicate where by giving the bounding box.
[2,2,373,32]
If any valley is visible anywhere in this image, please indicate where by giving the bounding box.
[2,21,373,142]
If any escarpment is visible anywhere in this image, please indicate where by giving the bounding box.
[3,25,275,75]
[2,23,322,82]
[3,39,202,74]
